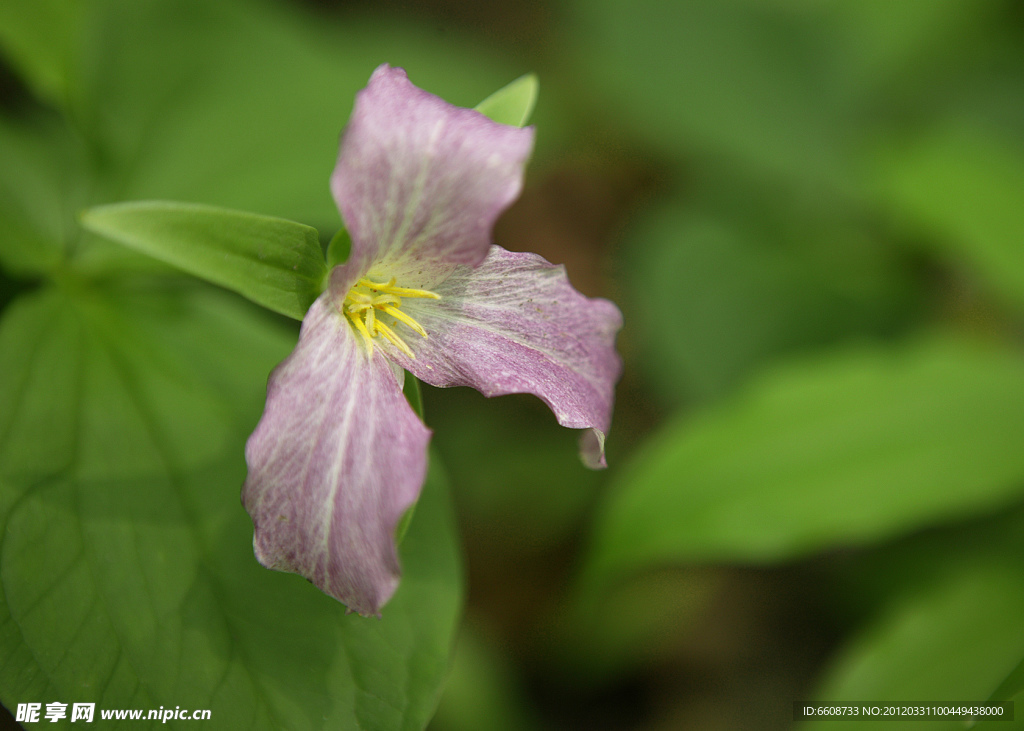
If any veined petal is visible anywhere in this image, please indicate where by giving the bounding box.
[242,294,431,616]
[329,65,535,293]
[385,246,622,468]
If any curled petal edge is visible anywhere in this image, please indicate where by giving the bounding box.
[380,246,622,468]
[580,429,608,469]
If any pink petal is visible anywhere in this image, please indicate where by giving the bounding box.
[242,294,431,616]
[329,65,535,293]
[385,246,622,468]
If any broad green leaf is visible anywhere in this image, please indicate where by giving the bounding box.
[986,655,1024,705]
[0,289,81,483]
[87,0,349,224]
[0,114,82,276]
[585,336,1024,585]
[0,286,462,729]
[75,0,540,228]
[570,0,851,185]
[7,0,551,279]
[874,123,1024,311]
[0,0,82,107]
[823,0,990,101]
[432,628,538,731]
[80,201,327,320]
[805,567,1024,731]
[474,74,538,128]
[620,196,917,406]
[978,654,1024,730]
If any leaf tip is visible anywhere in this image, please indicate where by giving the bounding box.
[475,73,540,128]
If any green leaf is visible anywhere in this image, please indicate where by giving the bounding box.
[0,289,81,483]
[3,0,551,279]
[403,373,425,421]
[824,0,989,101]
[986,655,1024,705]
[326,227,352,269]
[874,123,1024,311]
[806,567,1024,731]
[585,336,1024,586]
[0,0,82,107]
[474,74,538,128]
[395,375,425,545]
[0,286,462,729]
[0,114,82,276]
[75,0,539,227]
[620,196,917,406]
[80,201,327,320]
[570,0,850,185]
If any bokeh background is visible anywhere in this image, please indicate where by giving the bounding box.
[3,0,1024,729]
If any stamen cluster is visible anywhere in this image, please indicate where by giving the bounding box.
[342,277,440,357]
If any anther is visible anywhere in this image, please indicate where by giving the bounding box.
[382,305,428,337]
[373,320,415,358]
[343,275,440,357]
[349,310,374,355]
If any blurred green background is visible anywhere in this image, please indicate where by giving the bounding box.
[3,0,1024,729]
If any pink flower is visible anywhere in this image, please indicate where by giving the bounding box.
[243,66,622,616]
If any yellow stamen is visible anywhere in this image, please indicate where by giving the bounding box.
[383,285,441,299]
[382,305,427,338]
[346,291,373,306]
[341,275,440,357]
[371,293,402,307]
[348,308,375,355]
[359,277,442,300]
[360,276,397,290]
[373,320,415,358]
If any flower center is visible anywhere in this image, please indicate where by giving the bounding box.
[342,277,440,358]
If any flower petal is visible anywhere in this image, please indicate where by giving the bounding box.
[329,65,535,292]
[242,294,431,616]
[385,246,622,468]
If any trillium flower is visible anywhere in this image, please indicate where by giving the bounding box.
[242,65,623,617]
